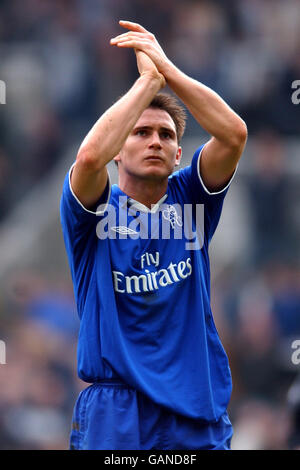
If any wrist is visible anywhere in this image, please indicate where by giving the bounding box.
[158,59,175,82]
[139,71,166,90]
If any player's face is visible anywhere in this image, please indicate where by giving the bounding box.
[114,108,182,181]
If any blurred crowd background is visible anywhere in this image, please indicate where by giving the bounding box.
[0,0,300,450]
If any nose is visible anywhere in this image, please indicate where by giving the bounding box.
[148,132,162,150]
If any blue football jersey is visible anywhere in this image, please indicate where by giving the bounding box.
[60,144,236,422]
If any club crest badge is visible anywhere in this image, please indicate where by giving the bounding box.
[162,205,183,228]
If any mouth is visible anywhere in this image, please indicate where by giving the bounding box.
[144,155,164,162]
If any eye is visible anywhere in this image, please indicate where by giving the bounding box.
[136,129,147,136]
[161,131,172,139]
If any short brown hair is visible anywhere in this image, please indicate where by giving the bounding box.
[148,93,187,143]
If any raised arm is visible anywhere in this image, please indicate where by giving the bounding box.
[111,21,248,192]
[71,49,165,209]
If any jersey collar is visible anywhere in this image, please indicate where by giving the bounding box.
[128,194,168,213]
[113,185,168,213]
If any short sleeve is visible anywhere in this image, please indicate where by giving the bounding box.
[169,143,238,243]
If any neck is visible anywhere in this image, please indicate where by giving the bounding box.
[119,175,168,208]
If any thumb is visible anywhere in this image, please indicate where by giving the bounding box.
[135,50,166,88]
[134,49,155,74]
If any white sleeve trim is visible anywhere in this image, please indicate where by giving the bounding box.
[197,144,238,195]
[68,162,111,215]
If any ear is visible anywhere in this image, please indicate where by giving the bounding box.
[113,154,121,164]
[174,146,182,167]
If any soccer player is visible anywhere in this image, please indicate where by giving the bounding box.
[60,21,247,450]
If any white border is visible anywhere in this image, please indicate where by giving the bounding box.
[68,162,111,215]
[197,145,238,195]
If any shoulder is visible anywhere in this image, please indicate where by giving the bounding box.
[168,143,237,204]
[167,145,205,202]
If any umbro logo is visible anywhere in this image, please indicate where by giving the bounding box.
[111,226,138,235]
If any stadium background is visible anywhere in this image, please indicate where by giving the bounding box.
[0,0,300,450]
